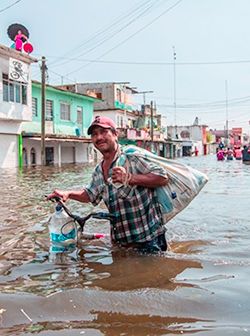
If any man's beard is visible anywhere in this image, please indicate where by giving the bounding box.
[94,141,117,154]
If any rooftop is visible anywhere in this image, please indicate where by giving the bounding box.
[0,43,38,64]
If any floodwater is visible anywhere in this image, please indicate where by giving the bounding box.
[0,155,250,335]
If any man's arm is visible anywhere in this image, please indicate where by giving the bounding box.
[129,172,168,188]
[112,166,168,188]
[47,189,90,203]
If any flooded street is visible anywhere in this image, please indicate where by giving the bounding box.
[0,155,250,335]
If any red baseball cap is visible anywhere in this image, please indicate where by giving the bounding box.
[87,116,117,135]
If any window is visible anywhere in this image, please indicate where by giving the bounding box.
[30,148,36,165]
[116,115,123,128]
[2,73,27,104]
[15,84,21,103]
[116,115,120,127]
[95,89,102,99]
[60,102,71,121]
[22,85,27,105]
[46,99,53,121]
[32,97,38,117]
[23,148,28,166]
[77,106,83,124]
[9,82,14,102]
[116,88,122,101]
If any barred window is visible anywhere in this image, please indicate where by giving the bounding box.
[46,99,53,121]
[2,73,27,105]
[32,97,38,117]
[77,106,83,124]
[60,102,71,121]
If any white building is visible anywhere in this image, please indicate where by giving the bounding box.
[0,44,37,168]
[167,123,208,156]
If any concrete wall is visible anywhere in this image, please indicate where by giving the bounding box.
[0,121,22,167]
[75,83,134,112]
[168,125,205,141]
[76,82,115,110]
[0,133,18,168]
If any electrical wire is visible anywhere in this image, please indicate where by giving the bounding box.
[32,52,250,81]
[32,0,168,81]
[31,62,76,84]
[158,95,250,108]
[48,0,162,69]
[57,1,160,68]
[45,57,250,67]
[0,0,22,13]
[48,0,153,66]
[65,0,183,76]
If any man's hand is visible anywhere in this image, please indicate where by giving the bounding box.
[47,189,70,202]
[112,166,128,184]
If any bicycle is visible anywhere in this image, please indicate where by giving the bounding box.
[47,196,115,244]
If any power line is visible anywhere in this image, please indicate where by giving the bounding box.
[36,0,175,83]
[48,0,154,66]
[43,57,250,67]
[163,106,250,117]
[59,0,154,56]
[158,96,250,109]
[0,0,22,13]
[65,0,183,76]
[47,69,76,84]
[48,0,163,69]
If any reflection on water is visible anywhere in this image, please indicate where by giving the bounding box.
[1,157,250,335]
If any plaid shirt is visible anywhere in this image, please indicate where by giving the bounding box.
[84,151,167,244]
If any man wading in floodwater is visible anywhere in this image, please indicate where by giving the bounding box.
[47,116,168,253]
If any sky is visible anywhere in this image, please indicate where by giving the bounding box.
[1,0,250,132]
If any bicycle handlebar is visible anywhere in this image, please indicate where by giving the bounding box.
[46,195,116,232]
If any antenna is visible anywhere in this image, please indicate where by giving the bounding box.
[173,46,177,125]
[225,80,229,146]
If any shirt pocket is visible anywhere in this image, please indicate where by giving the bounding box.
[116,185,135,199]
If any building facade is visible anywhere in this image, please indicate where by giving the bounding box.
[22,81,99,166]
[0,44,37,168]
[58,82,170,156]
[167,124,208,156]
[58,81,138,128]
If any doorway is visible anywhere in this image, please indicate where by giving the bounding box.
[45,147,54,165]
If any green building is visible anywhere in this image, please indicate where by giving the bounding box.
[22,81,99,166]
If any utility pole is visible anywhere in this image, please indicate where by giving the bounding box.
[132,90,153,130]
[225,80,229,147]
[41,56,46,166]
[150,100,154,143]
[133,90,153,107]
